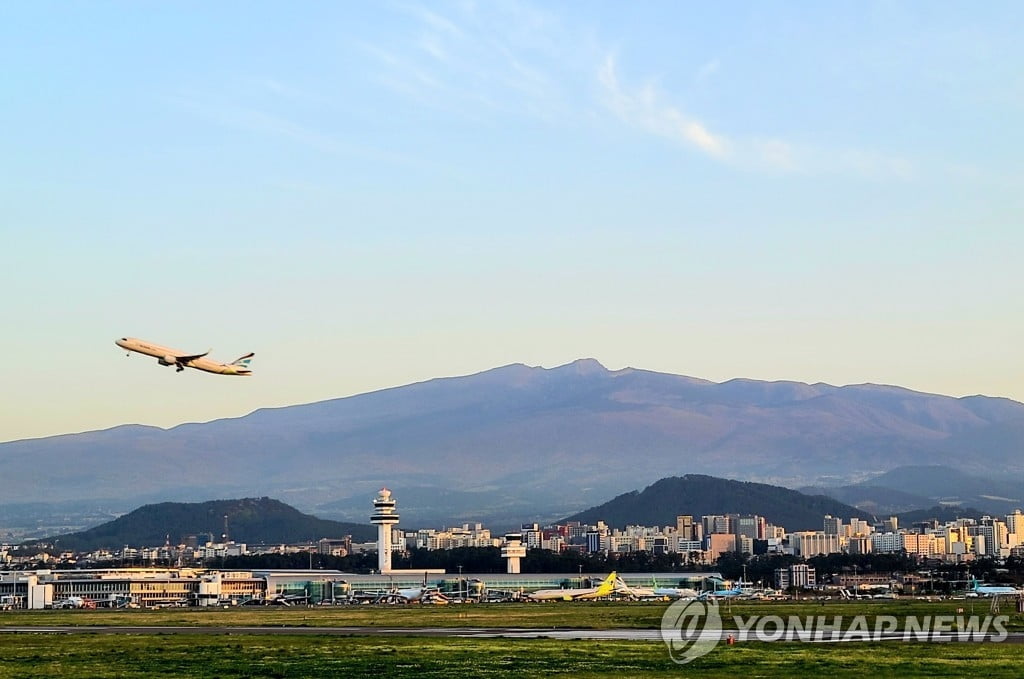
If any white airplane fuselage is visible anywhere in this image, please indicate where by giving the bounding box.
[115,337,253,376]
[528,573,619,601]
[653,587,699,599]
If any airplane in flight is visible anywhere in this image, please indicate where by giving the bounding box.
[528,572,619,601]
[115,337,253,376]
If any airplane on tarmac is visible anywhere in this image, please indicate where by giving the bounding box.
[365,585,449,605]
[528,572,619,601]
[116,337,253,375]
[968,578,1023,596]
[698,584,743,600]
[53,596,95,609]
[650,578,700,599]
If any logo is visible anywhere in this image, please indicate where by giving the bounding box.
[660,605,1009,664]
[660,599,722,664]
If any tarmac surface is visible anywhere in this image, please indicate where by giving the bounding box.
[0,625,1020,643]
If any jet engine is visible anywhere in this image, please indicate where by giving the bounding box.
[158,355,178,366]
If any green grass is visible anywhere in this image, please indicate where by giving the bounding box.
[0,635,1021,679]
[3,599,1022,631]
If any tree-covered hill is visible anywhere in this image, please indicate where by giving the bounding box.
[562,475,873,531]
[45,497,375,551]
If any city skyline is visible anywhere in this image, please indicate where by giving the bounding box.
[3,2,1022,442]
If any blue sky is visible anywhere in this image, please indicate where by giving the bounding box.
[2,2,1022,442]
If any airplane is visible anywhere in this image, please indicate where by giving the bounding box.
[968,578,1023,596]
[528,572,619,601]
[698,584,743,600]
[650,578,699,599]
[268,593,310,606]
[362,585,448,605]
[116,337,253,376]
[53,596,96,609]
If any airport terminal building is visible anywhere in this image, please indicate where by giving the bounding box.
[0,568,720,609]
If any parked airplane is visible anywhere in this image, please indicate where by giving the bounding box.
[699,584,743,600]
[364,585,449,605]
[606,577,656,599]
[528,572,619,601]
[268,593,310,606]
[969,578,1023,596]
[650,578,699,599]
[116,337,253,375]
[53,596,95,609]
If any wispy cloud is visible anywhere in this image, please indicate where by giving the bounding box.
[173,1,917,181]
[401,3,463,36]
[361,1,571,123]
[598,53,914,179]
[599,54,729,159]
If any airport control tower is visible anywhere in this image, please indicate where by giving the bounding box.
[371,488,400,574]
[501,533,527,574]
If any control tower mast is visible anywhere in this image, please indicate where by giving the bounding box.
[501,533,527,574]
[370,488,400,574]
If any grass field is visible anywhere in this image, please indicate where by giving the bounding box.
[2,598,1022,631]
[0,635,1021,679]
[2,601,1021,678]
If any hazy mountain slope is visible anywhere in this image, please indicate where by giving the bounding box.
[859,465,1023,514]
[797,485,936,515]
[3,359,1023,525]
[808,465,1024,516]
[895,505,988,525]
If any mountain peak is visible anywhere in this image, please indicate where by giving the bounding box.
[555,358,608,375]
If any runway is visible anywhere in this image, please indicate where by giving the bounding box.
[0,626,1020,643]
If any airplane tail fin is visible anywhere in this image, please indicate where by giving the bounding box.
[231,353,254,368]
[229,352,254,375]
[594,572,618,597]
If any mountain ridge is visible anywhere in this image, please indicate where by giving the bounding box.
[3,360,1023,525]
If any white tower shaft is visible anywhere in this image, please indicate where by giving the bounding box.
[370,488,400,574]
[378,525,392,573]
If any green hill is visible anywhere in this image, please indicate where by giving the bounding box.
[562,475,873,531]
[46,497,376,551]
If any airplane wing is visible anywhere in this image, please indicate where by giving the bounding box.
[175,349,211,363]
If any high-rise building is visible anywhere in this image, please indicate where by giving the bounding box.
[1006,510,1024,538]
[847,535,872,555]
[703,515,733,535]
[775,564,816,590]
[848,518,872,536]
[735,516,763,541]
[789,531,841,557]
[870,532,903,553]
[705,533,736,560]
[676,515,696,541]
